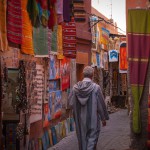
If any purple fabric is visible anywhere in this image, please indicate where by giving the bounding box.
[128,34,150,58]
[129,61,149,85]
[63,0,72,22]
[56,0,63,14]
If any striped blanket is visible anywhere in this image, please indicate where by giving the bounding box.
[127,9,150,133]
[62,18,76,58]
[7,0,22,44]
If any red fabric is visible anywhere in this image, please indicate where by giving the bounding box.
[62,18,76,58]
[7,0,22,44]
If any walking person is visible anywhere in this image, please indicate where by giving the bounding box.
[69,66,109,150]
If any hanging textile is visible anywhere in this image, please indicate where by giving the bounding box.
[35,0,49,27]
[60,57,70,90]
[63,0,72,22]
[33,25,49,57]
[0,0,9,51]
[127,9,150,133]
[73,0,86,22]
[27,0,40,27]
[147,81,150,147]
[56,0,64,24]
[48,29,52,55]
[51,26,58,53]
[48,0,57,30]
[62,18,76,58]
[57,25,64,59]
[100,27,110,50]
[108,50,118,62]
[90,16,98,51]
[7,0,22,44]
[119,42,127,71]
[21,0,34,55]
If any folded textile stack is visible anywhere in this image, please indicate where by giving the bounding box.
[73,0,86,22]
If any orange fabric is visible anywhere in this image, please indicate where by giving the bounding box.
[57,25,64,59]
[119,47,128,70]
[21,0,34,55]
[0,0,9,51]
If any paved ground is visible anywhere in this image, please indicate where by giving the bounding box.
[48,109,131,150]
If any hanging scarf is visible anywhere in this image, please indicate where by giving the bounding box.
[127,9,150,133]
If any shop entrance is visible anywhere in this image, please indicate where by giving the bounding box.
[76,64,84,82]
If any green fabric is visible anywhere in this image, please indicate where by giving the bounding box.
[51,26,58,53]
[33,25,48,56]
[131,85,143,133]
[127,9,150,34]
[27,0,40,27]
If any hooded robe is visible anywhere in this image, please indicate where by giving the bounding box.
[69,78,109,150]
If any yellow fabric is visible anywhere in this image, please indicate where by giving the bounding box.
[57,25,64,59]
[21,0,34,55]
[0,0,9,51]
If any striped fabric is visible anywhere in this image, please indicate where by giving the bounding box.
[7,0,22,44]
[73,1,86,22]
[62,18,76,58]
[0,0,9,51]
[127,9,150,133]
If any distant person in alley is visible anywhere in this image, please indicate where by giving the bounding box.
[69,66,109,150]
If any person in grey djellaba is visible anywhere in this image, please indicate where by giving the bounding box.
[69,66,109,150]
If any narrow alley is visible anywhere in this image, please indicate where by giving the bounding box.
[48,109,130,150]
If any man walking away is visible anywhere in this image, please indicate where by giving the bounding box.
[69,66,109,150]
